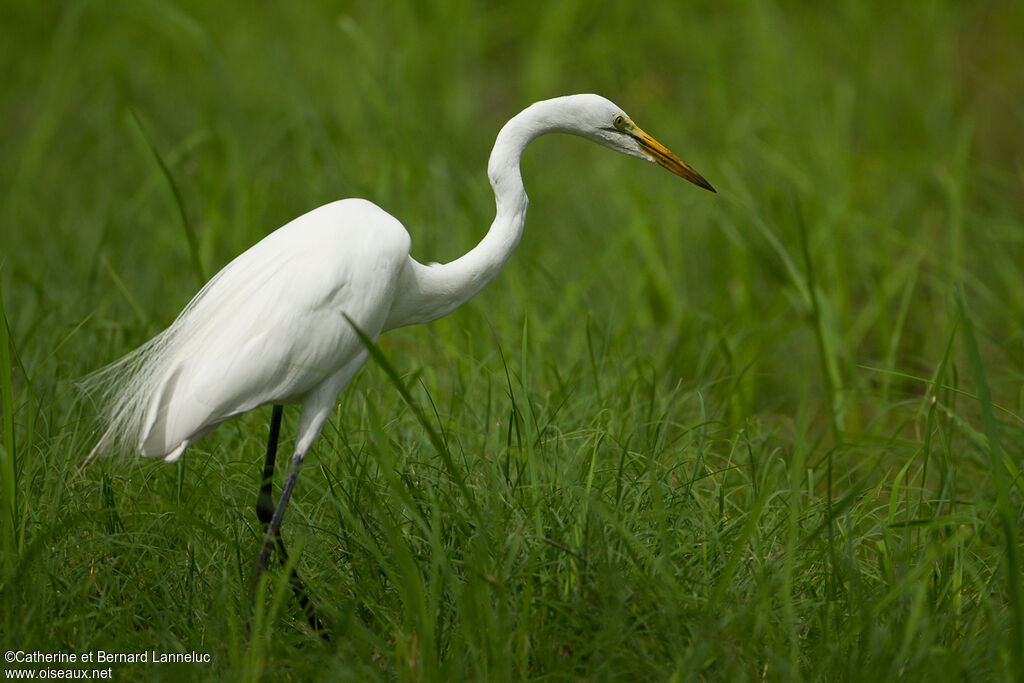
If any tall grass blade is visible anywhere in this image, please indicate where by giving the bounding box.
[129,108,206,287]
[795,203,844,439]
[345,315,477,513]
[0,278,17,565]
[956,288,1023,664]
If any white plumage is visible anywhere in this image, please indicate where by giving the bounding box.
[87,198,410,461]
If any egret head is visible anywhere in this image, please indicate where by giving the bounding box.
[559,94,716,193]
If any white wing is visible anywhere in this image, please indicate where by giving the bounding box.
[86,199,411,460]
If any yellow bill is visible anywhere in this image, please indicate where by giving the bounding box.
[634,128,716,193]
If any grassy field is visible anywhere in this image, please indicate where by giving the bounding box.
[2,1,1024,680]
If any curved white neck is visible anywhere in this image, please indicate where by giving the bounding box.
[384,101,560,330]
[449,107,540,285]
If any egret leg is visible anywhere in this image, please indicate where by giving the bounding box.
[250,354,365,635]
[255,404,288,562]
[250,384,340,630]
[255,399,328,572]
[257,453,306,569]
[252,404,329,637]
[256,404,284,525]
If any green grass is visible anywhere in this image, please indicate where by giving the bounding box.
[2,1,1024,680]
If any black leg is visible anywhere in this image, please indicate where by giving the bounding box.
[256,404,289,562]
[251,405,330,638]
[256,404,284,525]
[256,458,305,569]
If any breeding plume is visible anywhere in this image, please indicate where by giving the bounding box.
[86,93,715,594]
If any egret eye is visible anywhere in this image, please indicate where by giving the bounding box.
[613,114,627,129]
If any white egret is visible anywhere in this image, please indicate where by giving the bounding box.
[85,93,714,597]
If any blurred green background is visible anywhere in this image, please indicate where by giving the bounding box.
[2,1,1023,680]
